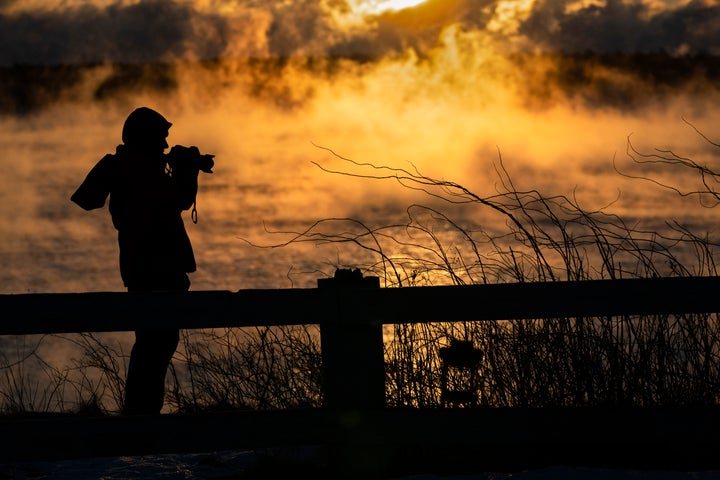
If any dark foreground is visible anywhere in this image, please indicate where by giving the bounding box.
[4,450,720,480]
[2,406,720,478]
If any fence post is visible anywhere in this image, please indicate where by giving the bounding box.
[318,268,384,410]
[318,268,385,477]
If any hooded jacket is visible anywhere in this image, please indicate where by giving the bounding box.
[71,143,198,288]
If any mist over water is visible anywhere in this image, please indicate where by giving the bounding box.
[1,59,719,293]
[1,1,720,294]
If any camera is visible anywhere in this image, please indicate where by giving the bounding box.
[166,145,215,174]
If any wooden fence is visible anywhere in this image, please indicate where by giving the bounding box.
[2,276,720,477]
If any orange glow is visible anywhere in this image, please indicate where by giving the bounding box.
[488,0,536,33]
[352,0,429,15]
[2,1,720,293]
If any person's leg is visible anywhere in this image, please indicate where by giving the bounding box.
[123,273,188,415]
[123,329,180,415]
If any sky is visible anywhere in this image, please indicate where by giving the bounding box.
[1,0,719,65]
[1,0,720,293]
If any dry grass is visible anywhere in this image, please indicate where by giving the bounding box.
[2,126,720,413]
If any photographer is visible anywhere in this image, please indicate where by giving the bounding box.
[71,106,214,415]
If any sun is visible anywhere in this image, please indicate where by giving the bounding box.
[351,0,429,15]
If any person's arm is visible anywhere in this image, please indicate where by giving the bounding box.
[70,154,115,211]
[171,165,200,211]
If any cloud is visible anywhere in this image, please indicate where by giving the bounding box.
[519,0,720,55]
[1,0,720,118]
[3,0,720,67]
[0,1,268,65]
[265,0,343,57]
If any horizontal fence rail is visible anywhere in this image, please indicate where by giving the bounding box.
[2,276,720,335]
[2,275,720,476]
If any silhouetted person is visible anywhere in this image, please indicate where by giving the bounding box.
[71,107,214,415]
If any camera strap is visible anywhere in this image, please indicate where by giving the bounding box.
[191,199,198,224]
